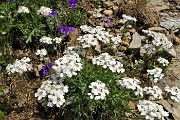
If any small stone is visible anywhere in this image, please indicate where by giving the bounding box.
[121,41,129,47]
[168,48,177,57]
[120,46,127,51]
[129,28,136,33]
[129,32,142,49]
[112,6,119,14]
[103,1,113,8]
[167,34,180,45]
[103,10,113,16]
[87,10,93,15]
[149,27,168,35]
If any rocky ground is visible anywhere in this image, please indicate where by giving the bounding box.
[0,0,180,119]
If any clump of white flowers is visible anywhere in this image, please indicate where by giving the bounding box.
[53,37,62,44]
[88,80,109,100]
[35,80,68,107]
[137,100,169,120]
[35,48,47,57]
[92,53,125,73]
[78,25,122,48]
[17,6,30,13]
[164,86,180,102]
[142,30,173,50]
[52,50,82,78]
[117,77,143,97]
[140,44,156,56]
[120,14,137,24]
[37,6,52,16]
[39,36,62,44]
[157,57,169,66]
[147,67,164,83]
[39,36,53,44]
[92,8,103,18]
[143,86,163,99]
[6,57,32,74]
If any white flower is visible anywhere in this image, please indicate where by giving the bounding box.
[92,53,125,73]
[52,48,82,78]
[35,80,68,107]
[137,100,169,120]
[35,88,47,100]
[37,6,52,16]
[35,48,47,57]
[53,37,62,44]
[39,36,52,44]
[142,30,173,50]
[117,77,141,91]
[165,86,180,102]
[88,80,109,100]
[6,57,32,74]
[120,14,137,23]
[157,57,169,66]
[143,86,163,99]
[147,67,164,83]
[17,6,30,13]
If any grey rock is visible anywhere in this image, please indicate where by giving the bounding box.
[168,47,177,57]
[147,0,169,12]
[129,32,142,49]
[149,27,168,35]
[160,17,180,30]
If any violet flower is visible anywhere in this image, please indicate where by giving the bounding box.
[68,0,78,8]
[104,17,110,27]
[49,9,57,18]
[42,63,52,76]
[59,25,75,36]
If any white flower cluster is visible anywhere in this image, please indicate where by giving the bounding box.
[6,57,32,74]
[117,77,143,97]
[92,53,125,73]
[37,6,52,16]
[165,86,180,102]
[78,25,122,48]
[35,48,47,57]
[88,80,109,100]
[157,57,169,66]
[39,36,62,44]
[142,30,173,49]
[111,35,122,45]
[52,50,82,78]
[35,80,68,107]
[53,37,62,44]
[147,67,164,83]
[120,14,137,24]
[137,100,169,120]
[92,8,103,18]
[140,44,156,56]
[144,86,163,99]
[17,6,30,13]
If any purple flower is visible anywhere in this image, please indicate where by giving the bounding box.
[42,63,52,76]
[68,0,78,8]
[104,17,111,27]
[49,9,57,18]
[59,24,75,36]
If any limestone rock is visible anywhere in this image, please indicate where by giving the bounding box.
[112,6,119,14]
[149,27,168,35]
[160,17,180,30]
[168,47,177,57]
[167,34,180,45]
[103,10,113,16]
[129,32,142,49]
[147,0,169,12]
